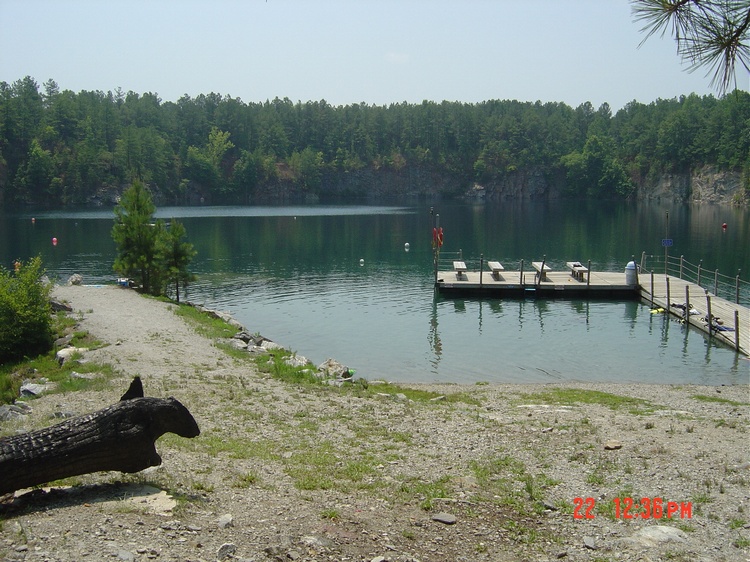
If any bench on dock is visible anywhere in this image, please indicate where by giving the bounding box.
[566,261,588,282]
[453,261,467,279]
[531,261,552,282]
[487,261,504,280]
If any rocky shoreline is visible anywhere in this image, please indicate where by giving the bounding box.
[1,284,748,562]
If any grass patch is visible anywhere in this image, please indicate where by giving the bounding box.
[691,394,749,407]
[172,303,238,340]
[519,388,658,414]
[285,441,339,491]
[0,347,115,406]
[320,508,340,521]
[345,380,480,406]
[398,474,453,510]
[734,537,750,549]
[283,441,383,492]
[233,471,260,488]
[468,454,558,515]
[161,430,282,461]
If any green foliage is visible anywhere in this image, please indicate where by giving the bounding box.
[112,180,160,293]
[112,180,196,298]
[288,147,324,190]
[2,76,749,206]
[0,257,53,364]
[560,135,634,197]
[0,310,113,405]
[157,219,196,303]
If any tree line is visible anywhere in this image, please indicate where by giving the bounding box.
[1,76,749,207]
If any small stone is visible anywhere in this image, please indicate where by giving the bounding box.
[630,525,687,546]
[583,536,597,549]
[370,557,388,562]
[556,551,568,559]
[284,354,308,368]
[20,382,53,397]
[603,440,623,450]
[217,542,237,560]
[116,550,135,561]
[217,513,234,528]
[0,404,31,421]
[431,512,457,525]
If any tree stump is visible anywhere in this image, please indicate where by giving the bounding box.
[0,377,199,496]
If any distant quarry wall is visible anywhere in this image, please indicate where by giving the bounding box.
[167,164,748,206]
[637,166,745,205]
[468,166,745,205]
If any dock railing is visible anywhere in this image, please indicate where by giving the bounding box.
[436,250,464,272]
[640,252,749,306]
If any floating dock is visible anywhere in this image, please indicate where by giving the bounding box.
[435,267,636,299]
[435,260,749,356]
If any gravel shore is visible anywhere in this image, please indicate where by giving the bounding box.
[1,284,749,562]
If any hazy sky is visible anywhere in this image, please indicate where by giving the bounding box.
[2,0,747,111]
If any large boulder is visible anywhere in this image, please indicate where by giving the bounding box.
[317,358,352,378]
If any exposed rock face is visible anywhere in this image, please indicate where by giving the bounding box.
[689,166,743,203]
[639,172,692,202]
[627,167,743,204]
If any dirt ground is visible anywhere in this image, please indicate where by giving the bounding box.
[1,284,749,562]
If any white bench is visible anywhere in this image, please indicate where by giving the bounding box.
[453,261,467,279]
[531,261,551,282]
[566,261,588,282]
[487,261,504,279]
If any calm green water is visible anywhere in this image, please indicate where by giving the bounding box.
[2,200,748,385]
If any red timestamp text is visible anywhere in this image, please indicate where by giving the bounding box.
[573,497,692,520]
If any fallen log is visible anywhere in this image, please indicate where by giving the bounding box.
[0,377,199,496]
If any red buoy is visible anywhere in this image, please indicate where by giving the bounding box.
[722,222,727,230]
[52,237,58,246]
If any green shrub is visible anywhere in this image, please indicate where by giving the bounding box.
[0,256,53,364]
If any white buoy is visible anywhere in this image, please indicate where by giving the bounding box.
[404,242,410,252]
[359,258,365,266]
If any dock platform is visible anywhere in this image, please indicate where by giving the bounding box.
[435,264,749,356]
[435,268,635,299]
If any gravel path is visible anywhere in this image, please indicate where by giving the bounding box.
[1,284,749,562]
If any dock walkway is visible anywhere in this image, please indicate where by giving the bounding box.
[641,273,749,356]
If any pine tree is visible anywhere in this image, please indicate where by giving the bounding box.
[157,219,196,303]
[112,180,160,294]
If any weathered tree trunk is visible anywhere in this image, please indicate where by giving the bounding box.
[0,380,199,496]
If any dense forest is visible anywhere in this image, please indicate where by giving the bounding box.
[1,76,749,208]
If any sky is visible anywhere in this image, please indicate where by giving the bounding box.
[1,0,748,112]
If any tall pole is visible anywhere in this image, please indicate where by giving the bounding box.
[664,210,669,276]
[433,212,440,285]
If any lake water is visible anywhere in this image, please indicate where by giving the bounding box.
[2,200,748,386]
